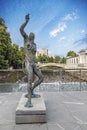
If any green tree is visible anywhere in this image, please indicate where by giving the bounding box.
[61,57,66,63]
[37,54,48,63]
[11,44,19,69]
[0,55,9,69]
[54,56,61,63]
[47,56,54,62]
[19,47,25,68]
[67,51,77,57]
[20,47,25,60]
[0,18,12,69]
[11,45,25,69]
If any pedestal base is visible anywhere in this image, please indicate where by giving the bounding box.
[15,93,46,124]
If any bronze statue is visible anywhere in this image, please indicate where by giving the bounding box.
[20,14,43,107]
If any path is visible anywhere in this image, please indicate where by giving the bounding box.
[0,91,87,130]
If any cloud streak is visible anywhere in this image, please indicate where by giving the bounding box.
[81,29,85,33]
[59,36,66,42]
[49,11,78,37]
[74,35,87,45]
[63,12,78,21]
[50,23,67,37]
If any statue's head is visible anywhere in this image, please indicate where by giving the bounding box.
[29,32,35,41]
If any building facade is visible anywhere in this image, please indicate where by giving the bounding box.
[36,48,48,57]
[66,49,87,68]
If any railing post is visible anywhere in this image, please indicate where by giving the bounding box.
[80,69,81,91]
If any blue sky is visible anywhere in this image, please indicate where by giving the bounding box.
[0,0,87,56]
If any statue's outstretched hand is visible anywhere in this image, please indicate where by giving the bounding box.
[25,14,30,21]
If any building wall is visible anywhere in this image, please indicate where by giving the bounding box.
[66,56,78,64]
[40,49,48,56]
[66,49,87,68]
[79,54,87,64]
[36,49,48,57]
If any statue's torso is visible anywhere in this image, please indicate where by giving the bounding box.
[24,39,36,64]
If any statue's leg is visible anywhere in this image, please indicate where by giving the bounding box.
[31,65,43,96]
[25,64,33,107]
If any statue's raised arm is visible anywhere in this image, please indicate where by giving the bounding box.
[20,14,30,39]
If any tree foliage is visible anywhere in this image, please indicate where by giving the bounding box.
[0,18,25,69]
[36,54,48,63]
[0,18,12,69]
[61,57,66,63]
[11,45,25,69]
[67,51,77,57]
[54,56,61,63]
[36,55,66,63]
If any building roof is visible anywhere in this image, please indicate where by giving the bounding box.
[79,49,87,53]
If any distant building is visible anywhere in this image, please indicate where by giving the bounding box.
[66,56,78,64]
[79,49,87,65]
[40,48,48,56]
[36,50,40,57]
[36,48,48,57]
[66,49,87,68]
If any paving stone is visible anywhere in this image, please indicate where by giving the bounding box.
[39,124,47,130]
[0,92,87,130]
[14,124,33,130]
[0,125,14,130]
[79,124,87,130]
[47,123,64,130]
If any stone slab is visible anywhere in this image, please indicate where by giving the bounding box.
[1,92,87,129]
[15,93,46,124]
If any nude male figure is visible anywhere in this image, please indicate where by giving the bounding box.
[20,14,43,107]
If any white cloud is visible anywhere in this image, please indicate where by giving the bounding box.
[63,12,78,21]
[81,29,85,33]
[49,12,78,37]
[59,36,66,41]
[49,11,78,38]
[50,23,67,37]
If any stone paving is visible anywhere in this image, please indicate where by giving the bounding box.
[0,91,87,130]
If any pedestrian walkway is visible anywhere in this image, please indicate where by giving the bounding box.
[0,91,87,130]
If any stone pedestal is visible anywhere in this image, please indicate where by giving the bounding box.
[15,93,46,124]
